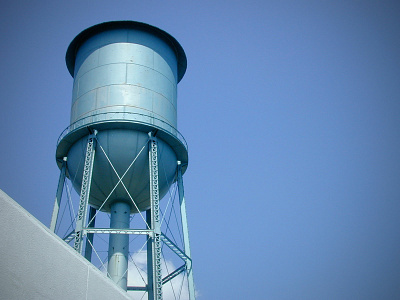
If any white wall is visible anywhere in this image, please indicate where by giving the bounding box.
[0,189,131,300]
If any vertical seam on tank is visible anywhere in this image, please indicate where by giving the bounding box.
[96,45,99,70]
[95,88,98,110]
[126,132,139,201]
[151,49,154,122]
[151,90,154,125]
[152,50,155,125]
[77,78,80,102]
[125,63,127,84]
[107,129,116,203]
[125,29,128,86]
[152,48,155,76]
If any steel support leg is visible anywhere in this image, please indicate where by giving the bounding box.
[50,157,67,232]
[148,135,163,300]
[74,133,96,254]
[177,161,196,300]
[146,209,154,299]
[84,206,97,261]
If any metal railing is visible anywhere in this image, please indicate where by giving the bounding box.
[57,111,187,150]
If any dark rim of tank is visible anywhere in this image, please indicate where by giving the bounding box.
[66,20,187,82]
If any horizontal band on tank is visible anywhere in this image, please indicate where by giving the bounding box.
[55,117,188,174]
[66,20,187,82]
[57,111,186,149]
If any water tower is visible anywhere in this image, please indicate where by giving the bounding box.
[50,21,195,300]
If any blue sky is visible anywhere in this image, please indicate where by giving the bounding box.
[1,1,400,299]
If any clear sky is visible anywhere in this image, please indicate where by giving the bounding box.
[1,1,399,299]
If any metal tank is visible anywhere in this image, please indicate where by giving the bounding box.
[52,21,195,298]
[56,21,188,213]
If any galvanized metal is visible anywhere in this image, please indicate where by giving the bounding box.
[84,206,96,261]
[177,161,196,300]
[50,157,67,232]
[63,230,75,244]
[56,21,188,214]
[148,136,163,300]
[54,21,195,298]
[160,234,191,262]
[83,228,152,235]
[74,133,96,253]
[127,286,148,291]
[107,201,131,291]
[69,36,179,131]
[146,209,154,299]
[162,264,186,285]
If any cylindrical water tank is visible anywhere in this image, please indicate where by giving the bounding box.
[56,21,188,213]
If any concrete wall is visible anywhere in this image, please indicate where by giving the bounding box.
[0,189,131,300]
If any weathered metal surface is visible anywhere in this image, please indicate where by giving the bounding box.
[57,21,188,213]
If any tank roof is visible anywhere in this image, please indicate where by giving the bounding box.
[66,20,187,82]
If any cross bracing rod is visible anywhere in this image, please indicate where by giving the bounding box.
[83,229,152,235]
[63,230,75,244]
[127,286,148,291]
[162,264,186,285]
[160,234,191,262]
[127,264,186,293]
[74,132,97,253]
[95,139,149,228]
